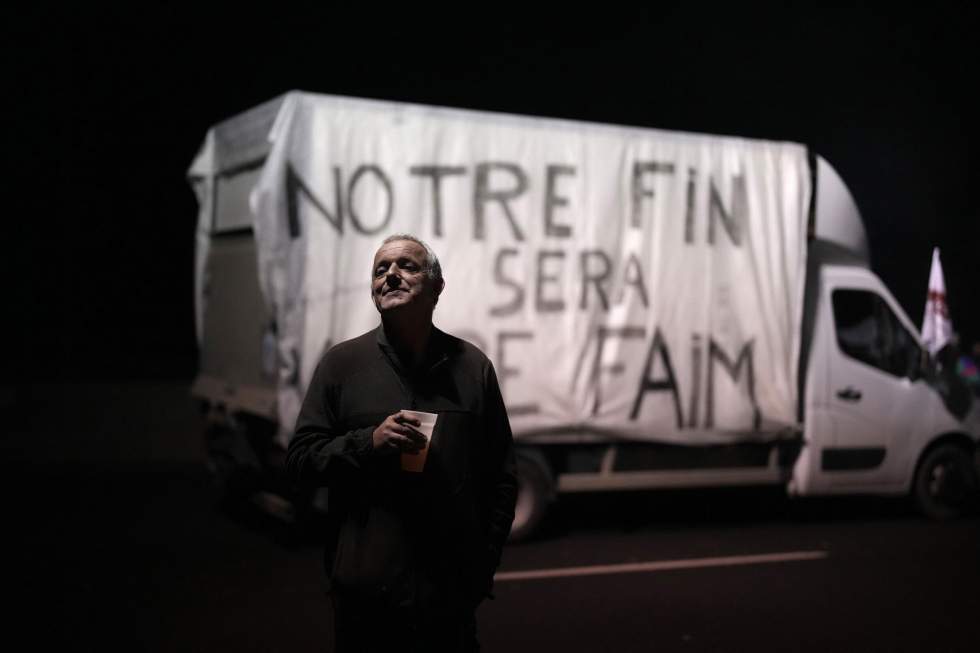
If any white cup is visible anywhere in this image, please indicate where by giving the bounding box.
[399,410,438,472]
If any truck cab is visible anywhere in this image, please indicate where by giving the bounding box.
[791,157,979,519]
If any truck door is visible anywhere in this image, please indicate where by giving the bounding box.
[823,279,929,489]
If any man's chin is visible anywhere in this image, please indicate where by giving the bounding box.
[376,296,410,313]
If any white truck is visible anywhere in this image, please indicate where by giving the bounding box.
[188,92,979,540]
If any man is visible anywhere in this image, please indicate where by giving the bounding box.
[287,234,517,652]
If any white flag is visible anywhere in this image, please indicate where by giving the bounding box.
[920,247,953,356]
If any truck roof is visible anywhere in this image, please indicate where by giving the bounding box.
[190,91,870,264]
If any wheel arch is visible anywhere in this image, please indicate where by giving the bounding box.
[909,431,977,491]
[909,431,979,520]
[515,445,558,502]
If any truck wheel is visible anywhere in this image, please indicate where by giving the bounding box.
[509,453,553,543]
[913,443,978,521]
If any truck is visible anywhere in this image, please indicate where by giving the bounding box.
[187,92,979,541]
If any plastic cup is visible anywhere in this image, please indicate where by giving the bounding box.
[399,410,438,472]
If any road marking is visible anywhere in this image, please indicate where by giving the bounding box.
[494,550,828,582]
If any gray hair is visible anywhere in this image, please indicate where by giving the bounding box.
[380,233,443,284]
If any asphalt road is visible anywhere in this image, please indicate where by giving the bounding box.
[9,462,978,652]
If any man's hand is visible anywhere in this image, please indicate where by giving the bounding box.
[372,411,426,454]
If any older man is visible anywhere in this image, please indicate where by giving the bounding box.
[287,234,517,652]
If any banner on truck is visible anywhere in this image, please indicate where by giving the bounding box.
[250,94,811,445]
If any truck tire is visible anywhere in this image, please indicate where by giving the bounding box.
[912,443,978,521]
[509,452,554,543]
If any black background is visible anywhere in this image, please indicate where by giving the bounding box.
[10,4,978,383]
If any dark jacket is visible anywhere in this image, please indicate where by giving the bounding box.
[287,326,518,611]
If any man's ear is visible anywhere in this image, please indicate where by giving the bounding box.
[433,278,445,305]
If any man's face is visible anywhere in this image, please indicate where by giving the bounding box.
[371,240,443,315]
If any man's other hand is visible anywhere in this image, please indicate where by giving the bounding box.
[372,411,426,453]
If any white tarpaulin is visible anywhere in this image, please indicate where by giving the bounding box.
[249,93,811,445]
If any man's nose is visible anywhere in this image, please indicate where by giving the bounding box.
[385,272,401,288]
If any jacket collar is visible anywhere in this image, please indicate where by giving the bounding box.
[375,324,450,376]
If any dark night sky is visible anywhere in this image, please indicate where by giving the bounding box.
[10,4,979,382]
